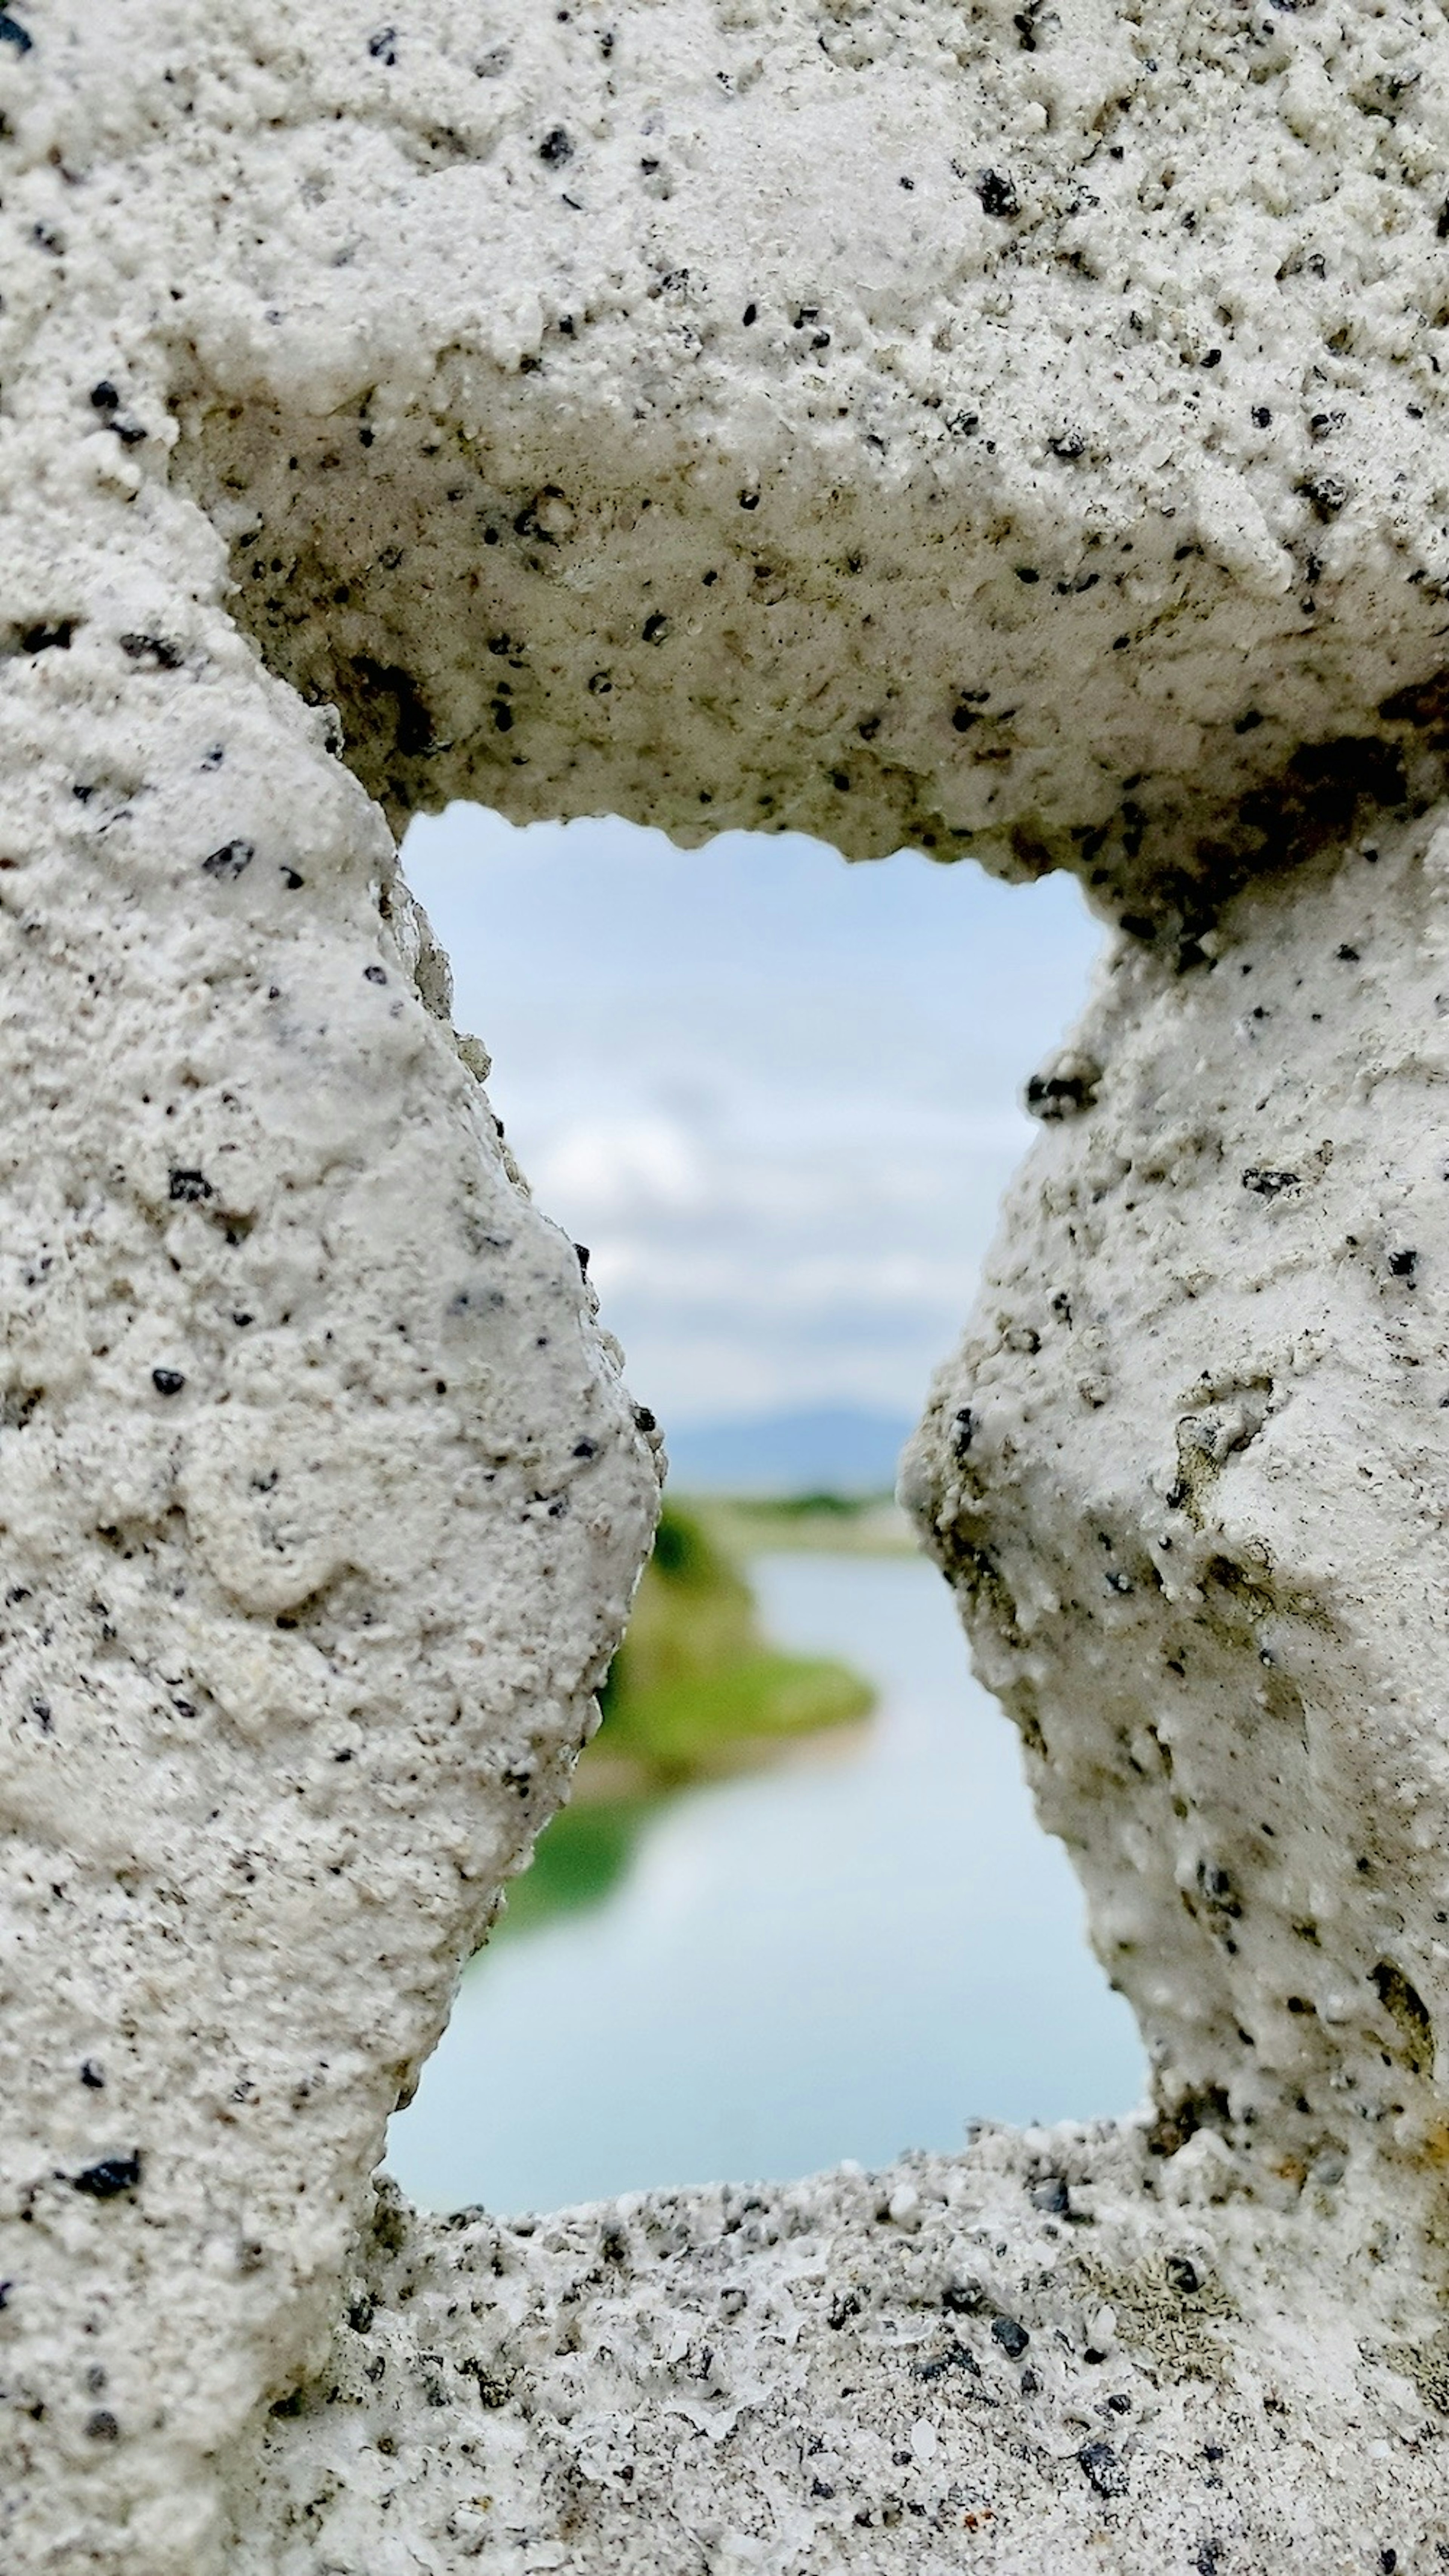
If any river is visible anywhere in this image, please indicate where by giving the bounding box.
[387,1552,1145,2214]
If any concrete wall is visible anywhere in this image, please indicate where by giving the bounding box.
[4,3,1449,2564]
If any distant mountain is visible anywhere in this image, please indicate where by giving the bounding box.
[663,1405,915,1497]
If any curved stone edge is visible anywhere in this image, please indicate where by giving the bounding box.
[13,5,1449,912]
[237,2124,1449,2572]
[904,800,1449,2218]
[0,458,659,2568]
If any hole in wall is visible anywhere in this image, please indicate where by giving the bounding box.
[386,805,1146,2213]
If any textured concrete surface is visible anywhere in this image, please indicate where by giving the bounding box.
[11,4,1449,908]
[0,557,657,2566]
[0,10,668,2559]
[245,2136,1449,2575]
[908,805,1449,2206]
[5,0,1449,2567]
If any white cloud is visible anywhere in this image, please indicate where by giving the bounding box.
[403,807,1103,1423]
[532,1113,706,1217]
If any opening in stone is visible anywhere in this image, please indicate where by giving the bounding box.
[385,805,1144,2212]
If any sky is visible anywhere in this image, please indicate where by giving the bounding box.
[401,807,1103,1431]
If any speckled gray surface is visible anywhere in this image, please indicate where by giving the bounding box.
[5,1,1449,2567]
[0,578,657,2565]
[246,2133,1449,2574]
[170,0,1449,918]
[10,2,1449,908]
[909,805,1449,2203]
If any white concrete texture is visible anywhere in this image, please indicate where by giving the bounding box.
[909,810,1449,2195]
[3,0,1449,2566]
[169,0,1449,908]
[244,2139,1449,2573]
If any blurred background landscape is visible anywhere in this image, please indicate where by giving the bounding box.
[387,807,1145,2214]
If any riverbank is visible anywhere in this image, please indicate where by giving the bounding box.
[682,1490,917,1558]
[499,1501,874,1934]
[389,1552,1143,2210]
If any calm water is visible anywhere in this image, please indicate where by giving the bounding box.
[388,1554,1145,2213]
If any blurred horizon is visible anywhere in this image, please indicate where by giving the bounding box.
[662,1400,912,1494]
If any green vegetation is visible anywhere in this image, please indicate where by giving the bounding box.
[685,1491,917,1558]
[593,1503,874,1787]
[496,1797,654,1935]
[492,1502,875,1941]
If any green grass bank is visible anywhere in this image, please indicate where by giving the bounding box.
[497,1502,877,1937]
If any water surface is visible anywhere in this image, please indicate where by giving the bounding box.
[388,1553,1144,2213]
